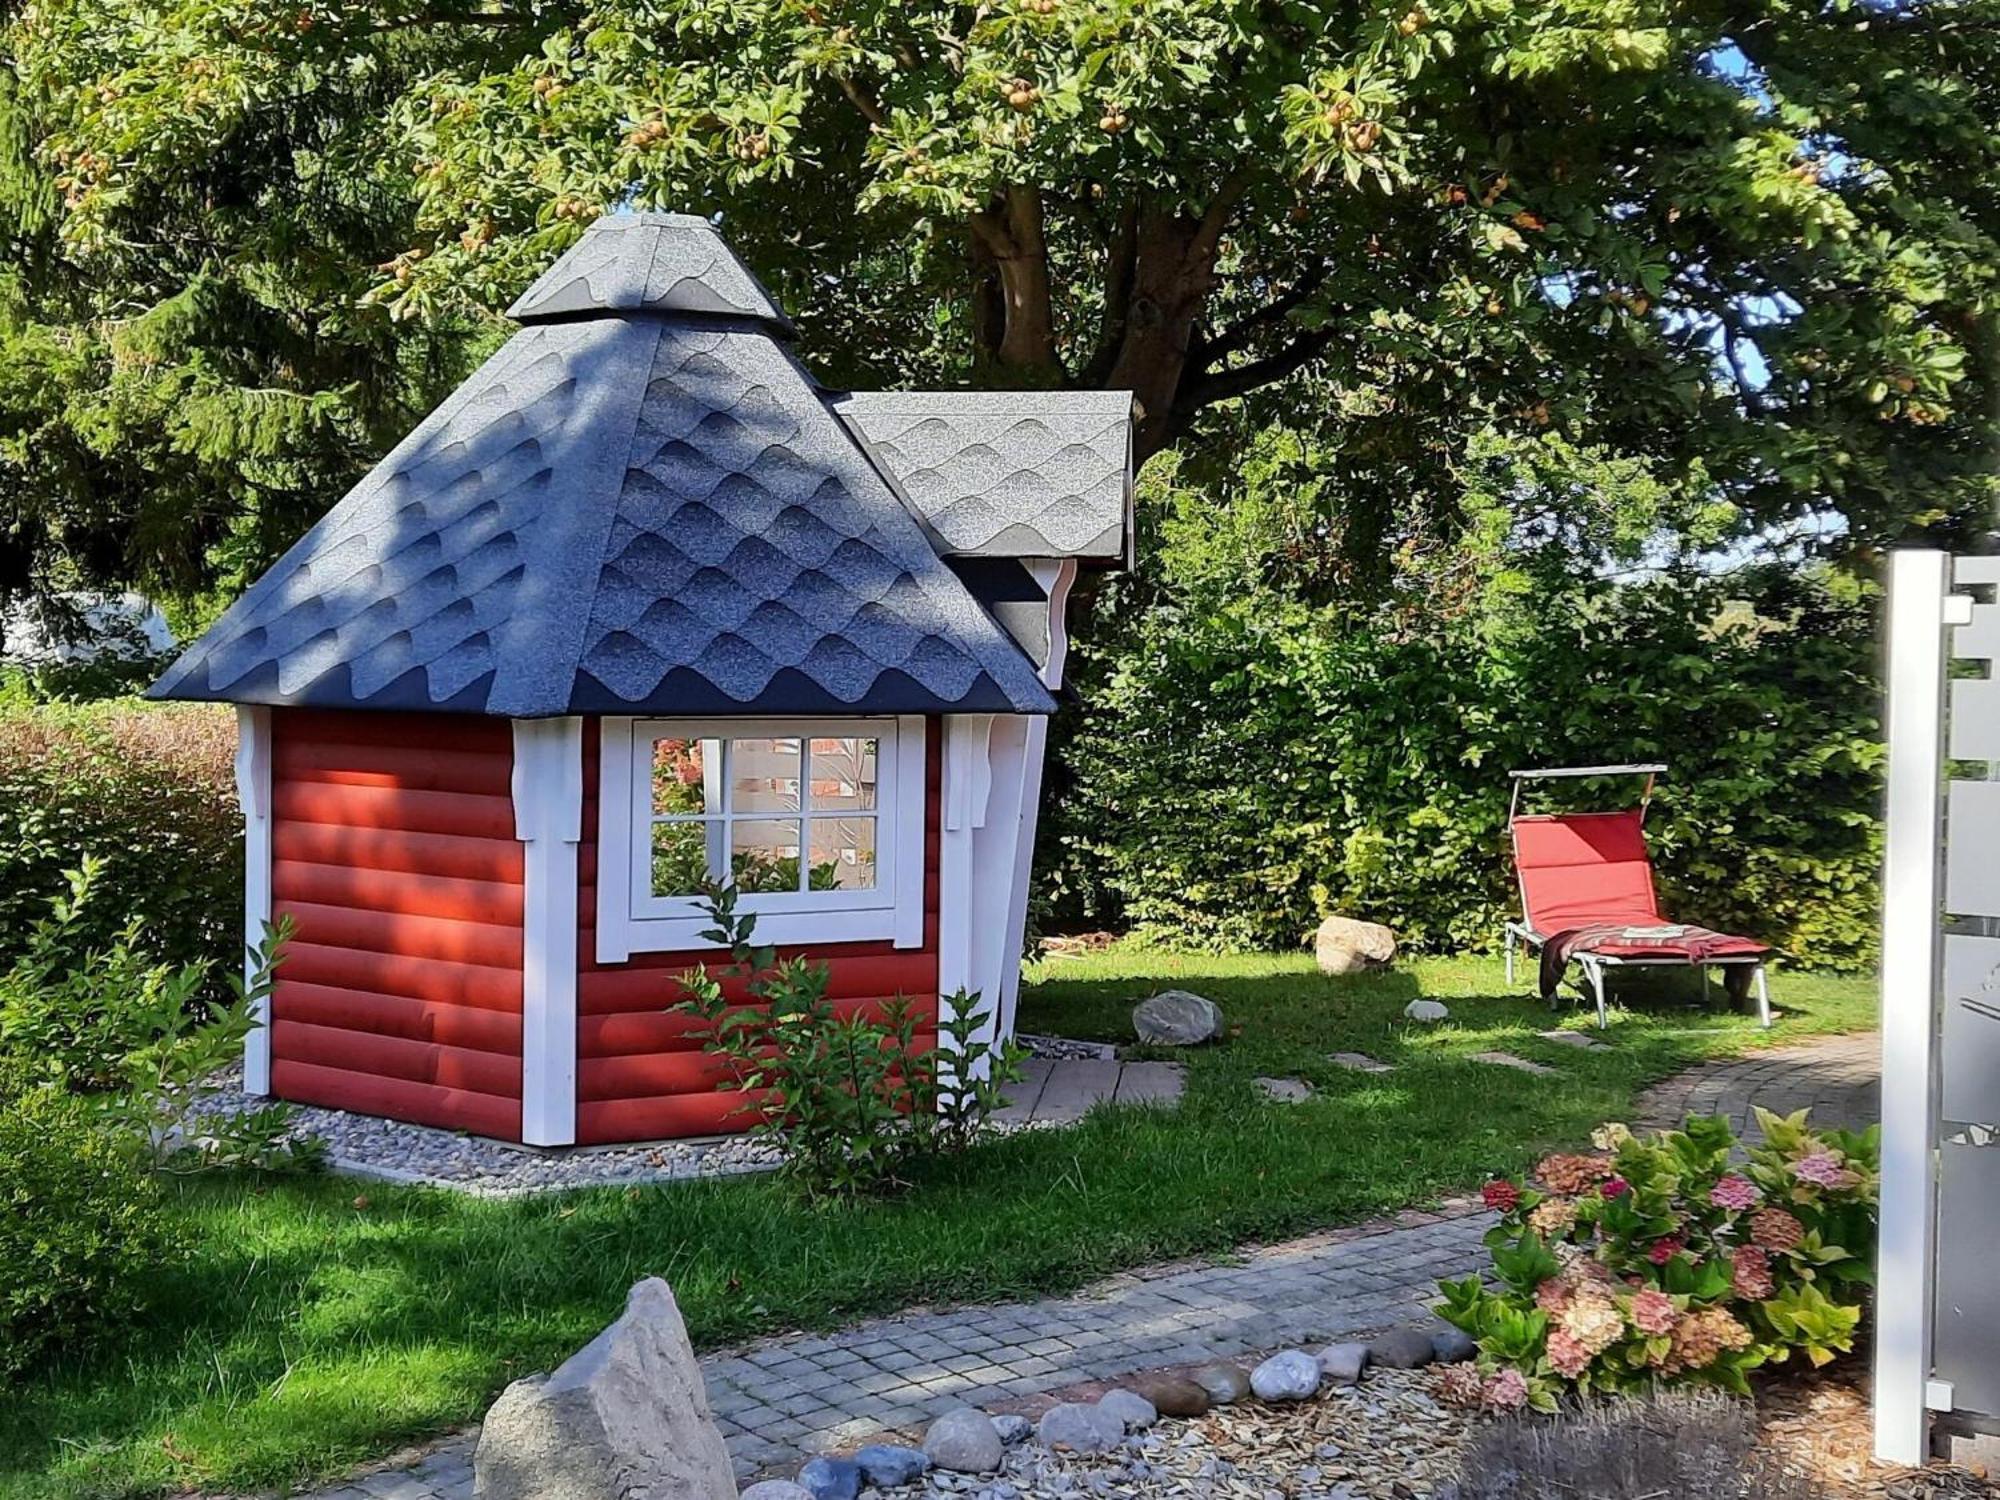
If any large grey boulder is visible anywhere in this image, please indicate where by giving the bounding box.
[1313,916,1397,975]
[474,1277,735,1500]
[922,1409,1003,1474]
[1132,990,1225,1046]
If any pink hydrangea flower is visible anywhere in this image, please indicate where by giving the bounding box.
[1710,1174,1762,1211]
[1601,1176,1632,1199]
[1732,1244,1776,1301]
[1546,1326,1593,1378]
[1535,1276,1573,1316]
[1629,1288,1677,1335]
[1483,1367,1530,1409]
[1482,1178,1521,1212]
[1793,1149,1859,1189]
[1647,1234,1685,1265]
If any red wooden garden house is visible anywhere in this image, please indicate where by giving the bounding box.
[150,213,1135,1147]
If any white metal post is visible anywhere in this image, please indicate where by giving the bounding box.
[1875,549,1950,1467]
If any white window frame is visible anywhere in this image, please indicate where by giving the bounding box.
[596,715,927,960]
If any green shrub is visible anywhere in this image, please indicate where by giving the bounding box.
[1435,1108,1878,1409]
[0,699,238,994]
[1048,567,1882,968]
[0,1064,181,1378]
[673,886,1024,1200]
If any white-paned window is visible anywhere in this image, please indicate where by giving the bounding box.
[597,717,926,957]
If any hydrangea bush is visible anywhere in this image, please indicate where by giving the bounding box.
[1436,1109,1878,1411]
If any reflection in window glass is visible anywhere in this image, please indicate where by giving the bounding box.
[650,820,714,898]
[651,738,715,817]
[808,737,878,812]
[730,818,801,893]
[731,737,801,814]
[809,816,877,891]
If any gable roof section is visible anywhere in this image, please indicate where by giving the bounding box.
[834,390,1134,567]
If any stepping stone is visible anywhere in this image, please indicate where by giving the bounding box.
[1112,1060,1186,1106]
[1254,1076,1314,1103]
[1540,1028,1604,1049]
[1471,1050,1557,1076]
[1328,1052,1394,1073]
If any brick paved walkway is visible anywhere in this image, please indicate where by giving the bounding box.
[1636,1032,1878,1143]
[290,1032,1879,1500]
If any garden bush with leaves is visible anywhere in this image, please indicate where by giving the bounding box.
[1435,1109,1878,1410]
[673,886,1024,1199]
[0,700,238,996]
[1044,433,1884,968]
[0,1062,182,1378]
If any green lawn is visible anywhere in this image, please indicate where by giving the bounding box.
[2,951,1873,1500]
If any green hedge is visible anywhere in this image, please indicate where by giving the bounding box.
[1044,568,1883,970]
[0,701,240,990]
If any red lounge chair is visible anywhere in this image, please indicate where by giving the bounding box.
[1503,764,1771,1030]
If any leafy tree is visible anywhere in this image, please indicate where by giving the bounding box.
[3,0,1996,606]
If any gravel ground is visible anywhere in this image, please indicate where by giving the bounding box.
[206,1070,780,1195]
[1018,1033,1120,1062]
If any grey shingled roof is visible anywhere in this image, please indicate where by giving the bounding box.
[506,212,793,332]
[834,391,1135,567]
[154,213,1144,724]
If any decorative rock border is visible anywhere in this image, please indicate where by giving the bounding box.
[775,1318,1478,1496]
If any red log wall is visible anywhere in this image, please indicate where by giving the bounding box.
[267,709,525,1139]
[574,718,943,1145]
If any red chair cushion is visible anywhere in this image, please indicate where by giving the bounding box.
[1511,810,1663,933]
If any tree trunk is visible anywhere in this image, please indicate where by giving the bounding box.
[1105,206,1226,462]
[969,185,1061,384]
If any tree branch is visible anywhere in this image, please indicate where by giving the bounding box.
[1189,173,1248,265]
[834,72,887,128]
[1191,263,1333,368]
[1177,324,1338,418]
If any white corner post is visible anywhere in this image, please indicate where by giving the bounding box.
[235,705,274,1097]
[1875,549,1952,1467]
[938,713,1000,1069]
[513,716,583,1147]
[992,559,1079,1039]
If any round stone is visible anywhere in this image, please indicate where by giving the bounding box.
[1190,1362,1252,1405]
[923,1409,1004,1474]
[1036,1401,1126,1454]
[1126,1373,1211,1418]
[1317,1342,1370,1385]
[1096,1390,1157,1432]
[1250,1349,1322,1402]
[1132,990,1225,1046]
[991,1414,1034,1446]
[1403,999,1450,1022]
[797,1456,862,1500]
[855,1442,931,1487]
[1367,1326,1438,1369]
[1432,1328,1477,1364]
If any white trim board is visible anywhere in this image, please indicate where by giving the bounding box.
[235,705,274,1096]
[513,717,584,1147]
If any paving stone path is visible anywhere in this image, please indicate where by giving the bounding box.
[284,1031,1879,1500]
